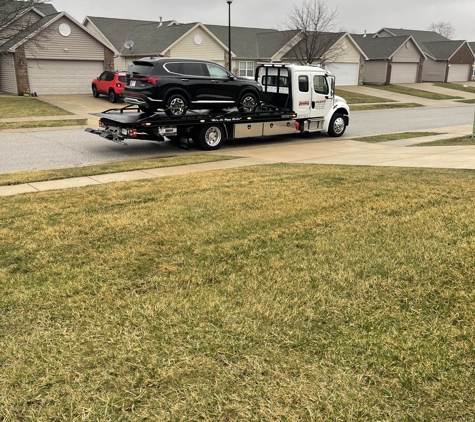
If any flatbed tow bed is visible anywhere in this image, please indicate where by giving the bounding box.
[86,104,299,150]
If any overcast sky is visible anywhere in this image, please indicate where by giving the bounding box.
[52,0,475,41]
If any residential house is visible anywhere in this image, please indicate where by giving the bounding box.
[375,28,475,82]
[352,34,425,84]
[0,2,115,95]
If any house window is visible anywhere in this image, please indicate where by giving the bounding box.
[239,61,254,77]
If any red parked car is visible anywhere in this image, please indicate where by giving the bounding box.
[92,71,127,103]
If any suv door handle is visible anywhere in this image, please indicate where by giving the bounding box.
[181,78,189,82]
[211,80,220,83]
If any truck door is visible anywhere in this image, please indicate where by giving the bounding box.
[309,72,333,119]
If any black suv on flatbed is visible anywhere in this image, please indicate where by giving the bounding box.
[123,57,262,116]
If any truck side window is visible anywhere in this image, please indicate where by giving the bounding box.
[298,76,309,92]
[313,75,328,95]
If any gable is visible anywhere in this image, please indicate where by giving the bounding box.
[0,10,41,46]
[326,35,362,62]
[450,43,474,64]
[169,26,225,61]
[25,16,106,60]
[392,39,422,62]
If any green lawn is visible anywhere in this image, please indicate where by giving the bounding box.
[0,119,86,131]
[350,102,424,111]
[356,131,442,143]
[0,154,237,186]
[1,164,475,420]
[370,85,463,100]
[0,96,73,118]
[433,82,475,95]
[335,89,395,104]
[411,135,475,147]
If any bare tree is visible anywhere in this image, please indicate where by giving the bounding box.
[0,0,50,46]
[281,0,343,66]
[428,21,456,39]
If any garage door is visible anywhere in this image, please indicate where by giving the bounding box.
[28,60,104,95]
[325,63,359,86]
[390,63,418,84]
[448,64,470,82]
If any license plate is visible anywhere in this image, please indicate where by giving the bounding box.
[129,80,136,87]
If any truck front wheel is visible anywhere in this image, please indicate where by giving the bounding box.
[194,124,224,150]
[328,113,346,137]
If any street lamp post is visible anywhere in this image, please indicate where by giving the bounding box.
[227,0,233,72]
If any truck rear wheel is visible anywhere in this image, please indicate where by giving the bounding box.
[194,124,224,150]
[328,113,346,137]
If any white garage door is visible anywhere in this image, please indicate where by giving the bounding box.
[325,63,359,86]
[448,64,470,82]
[28,60,104,95]
[390,63,418,84]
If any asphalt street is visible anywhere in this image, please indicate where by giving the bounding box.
[0,105,474,173]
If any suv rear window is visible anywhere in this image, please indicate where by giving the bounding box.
[129,62,155,76]
[118,76,126,83]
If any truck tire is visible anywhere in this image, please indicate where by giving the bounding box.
[194,124,224,150]
[165,93,188,116]
[328,113,346,137]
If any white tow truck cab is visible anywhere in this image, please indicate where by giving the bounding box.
[257,63,349,137]
[86,62,350,150]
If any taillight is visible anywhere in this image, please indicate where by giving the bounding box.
[140,77,161,84]
[116,83,122,88]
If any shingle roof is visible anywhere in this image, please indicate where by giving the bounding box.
[422,40,469,60]
[34,3,58,16]
[282,32,345,61]
[86,16,169,52]
[352,34,414,59]
[0,12,59,52]
[119,21,198,56]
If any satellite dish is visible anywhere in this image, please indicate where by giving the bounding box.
[123,40,135,50]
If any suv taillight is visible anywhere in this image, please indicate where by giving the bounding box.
[140,77,161,84]
[116,83,122,88]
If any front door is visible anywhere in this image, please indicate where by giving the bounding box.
[309,72,333,119]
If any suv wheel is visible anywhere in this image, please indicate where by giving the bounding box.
[239,92,258,112]
[165,94,188,116]
[92,86,99,98]
[109,90,118,103]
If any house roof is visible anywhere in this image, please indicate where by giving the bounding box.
[1,11,114,53]
[375,27,449,57]
[0,12,59,52]
[282,32,341,61]
[422,40,473,60]
[85,16,171,53]
[352,34,424,60]
[33,3,58,16]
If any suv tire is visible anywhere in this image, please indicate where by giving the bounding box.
[165,93,188,116]
[92,86,99,98]
[239,92,258,112]
[109,90,118,103]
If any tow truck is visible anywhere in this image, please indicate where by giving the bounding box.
[85,63,350,150]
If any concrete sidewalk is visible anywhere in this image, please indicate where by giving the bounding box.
[1,125,473,197]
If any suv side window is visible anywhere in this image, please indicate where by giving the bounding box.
[165,62,183,74]
[105,72,115,82]
[206,64,229,78]
[313,75,328,95]
[182,62,207,76]
[298,75,309,92]
[98,72,108,81]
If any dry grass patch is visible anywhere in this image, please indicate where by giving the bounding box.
[370,85,462,100]
[1,165,475,420]
[0,97,73,118]
[356,131,442,143]
[351,103,424,111]
[433,82,475,95]
[0,154,238,186]
[335,89,395,104]
[411,135,475,147]
[0,119,86,131]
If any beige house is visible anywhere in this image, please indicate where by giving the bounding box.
[0,4,114,95]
